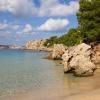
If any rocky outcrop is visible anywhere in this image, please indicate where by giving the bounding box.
[52,44,67,60]
[26,39,53,52]
[26,39,46,50]
[62,43,96,77]
[92,44,100,64]
[9,45,25,49]
[91,44,100,68]
[26,40,97,77]
[0,44,24,50]
[0,45,9,49]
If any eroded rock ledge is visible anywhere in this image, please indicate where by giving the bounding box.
[26,39,53,52]
[52,44,67,60]
[62,43,96,77]
[51,43,98,77]
[26,40,99,77]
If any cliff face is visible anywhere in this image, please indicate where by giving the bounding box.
[49,43,97,77]
[0,44,25,50]
[62,43,96,77]
[26,39,46,50]
[92,44,100,68]
[9,45,25,49]
[52,44,67,60]
[26,39,53,52]
[26,40,99,77]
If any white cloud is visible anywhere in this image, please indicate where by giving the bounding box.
[38,0,79,16]
[17,24,36,35]
[0,0,35,17]
[0,23,8,30]
[38,18,69,31]
[22,24,33,33]
[12,25,19,30]
[0,22,20,30]
[0,31,11,39]
[0,0,7,11]
[0,0,79,17]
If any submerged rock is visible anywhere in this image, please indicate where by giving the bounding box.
[52,44,67,60]
[62,43,96,77]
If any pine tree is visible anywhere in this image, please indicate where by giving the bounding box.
[77,0,100,43]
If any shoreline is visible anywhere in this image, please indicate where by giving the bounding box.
[0,68,100,100]
[0,44,100,100]
[0,85,100,100]
[1,88,100,100]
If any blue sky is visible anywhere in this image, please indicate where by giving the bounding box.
[0,0,79,45]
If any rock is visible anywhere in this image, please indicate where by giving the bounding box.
[26,39,46,50]
[43,53,53,60]
[9,45,25,49]
[0,45,9,49]
[40,47,53,52]
[26,39,53,52]
[52,44,67,60]
[92,44,100,65]
[26,39,48,51]
[62,43,96,77]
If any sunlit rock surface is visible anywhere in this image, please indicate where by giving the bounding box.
[26,39,53,52]
[62,43,96,77]
[52,44,67,60]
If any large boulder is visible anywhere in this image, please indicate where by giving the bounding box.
[52,44,67,60]
[62,43,96,77]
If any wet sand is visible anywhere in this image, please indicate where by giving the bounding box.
[66,89,100,100]
[0,88,100,100]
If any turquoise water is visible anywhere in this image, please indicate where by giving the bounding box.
[0,49,100,98]
[0,49,64,96]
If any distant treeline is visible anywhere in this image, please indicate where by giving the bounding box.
[44,0,100,47]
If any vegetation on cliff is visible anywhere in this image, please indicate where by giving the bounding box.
[44,0,100,47]
[77,0,100,43]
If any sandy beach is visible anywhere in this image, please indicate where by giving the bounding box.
[0,88,100,100]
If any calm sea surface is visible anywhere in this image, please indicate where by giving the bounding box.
[0,49,100,98]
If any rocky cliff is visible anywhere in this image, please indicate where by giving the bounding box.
[26,40,99,77]
[0,45,9,49]
[9,45,25,49]
[52,44,67,60]
[26,39,53,52]
[92,44,100,68]
[50,43,97,77]
[62,43,96,77]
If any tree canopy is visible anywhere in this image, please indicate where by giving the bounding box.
[44,0,100,47]
[77,0,100,43]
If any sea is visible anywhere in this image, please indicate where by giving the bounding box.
[0,49,100,100]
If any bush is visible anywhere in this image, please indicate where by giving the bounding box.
[44,28,82,47]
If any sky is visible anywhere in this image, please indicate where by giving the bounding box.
[0,0,79,45]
